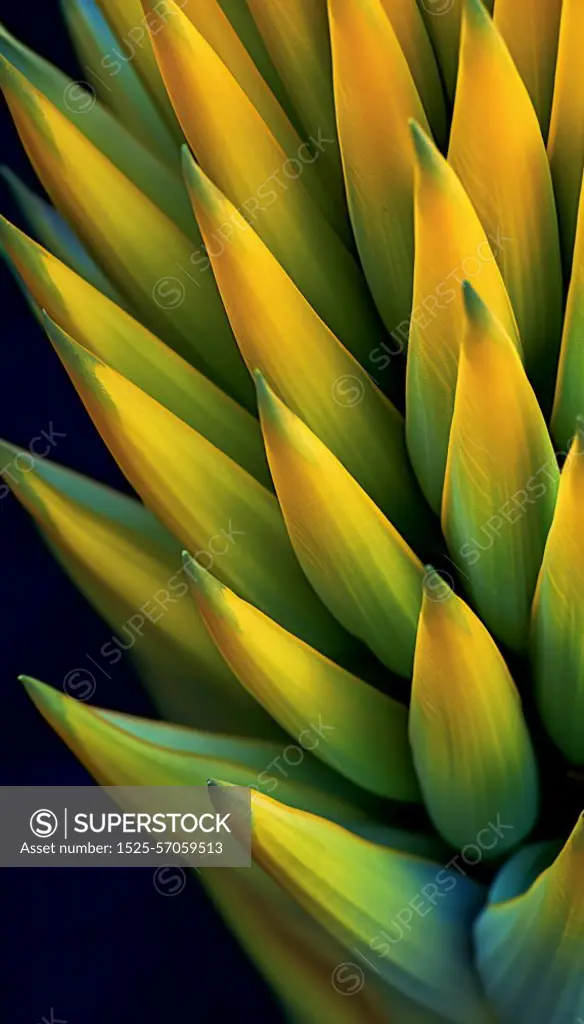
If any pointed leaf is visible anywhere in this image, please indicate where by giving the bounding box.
[0,444,270,734]
[256,375,425,678]
[442,283,559,651]
[548,0,584,269]
[145,0,302,164]
[329,0,429,337]
[475,814,584,1024]
[147,0,384,364]
[532,426,584,764]
[21,677,363,821]
[153,0,345,237]
[494,0,562,138]
[0,23,189,226]
[406,121,519,513]
[249,790,490,1024]
[448,0,563,402]
[410,570,539,852]
[184,157,431,543]
[186,556,420,801]
[0,56,254,408]
[0,216,269,485]
[46,331,350,661]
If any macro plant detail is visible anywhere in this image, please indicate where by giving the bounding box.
[3,0,584,1020]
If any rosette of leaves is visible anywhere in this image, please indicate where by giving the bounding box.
[2,1,584,1021]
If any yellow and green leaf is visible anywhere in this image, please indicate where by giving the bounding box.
[0,23,188,224]
[21,677,363,821]
[256,375,425,678]
[548,0,584,270]
[410,571,538,853]
[0,217,268,484]
[329,0,429,337]
[145,0,384,362]
[249,789,491,1023]
[183,156,430,540]
[448,0,563,403]
[406,121,519,513]
[186,556,420,801]
[0,444,269,734]
[45,330,350,660]
[494,0,562,139]
[532,426,584,764]
[0,57,255,407]
[442,283,559,651]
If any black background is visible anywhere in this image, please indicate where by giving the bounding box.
[0,5,279,1021]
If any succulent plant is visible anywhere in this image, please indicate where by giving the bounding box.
[2,0,584,1020]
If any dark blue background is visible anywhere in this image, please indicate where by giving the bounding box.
[1,6,279,1021]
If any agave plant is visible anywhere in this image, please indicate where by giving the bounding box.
[2,0,584,1019]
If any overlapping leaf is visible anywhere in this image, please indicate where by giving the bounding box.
[256,375,425,677]
[44,328,350,660]
[0,54,254,406]
[0,444,270,734]
[249,789,491,1023]
[410,571,538,852]
[21,677,363,821]
[144,0,384,363]
[186,555,420,801]
[406,121,519,513]
[94,0,182,132]
[245,0,345,211]
[0,23,188,223]
[0,217,268,485]
[448,0,563,402]
[328,0,428,337]
[183,156,431,544]
[442,284,559,651]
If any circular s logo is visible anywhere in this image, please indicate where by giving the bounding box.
[331,962,365,996]
[30,809,59,837]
